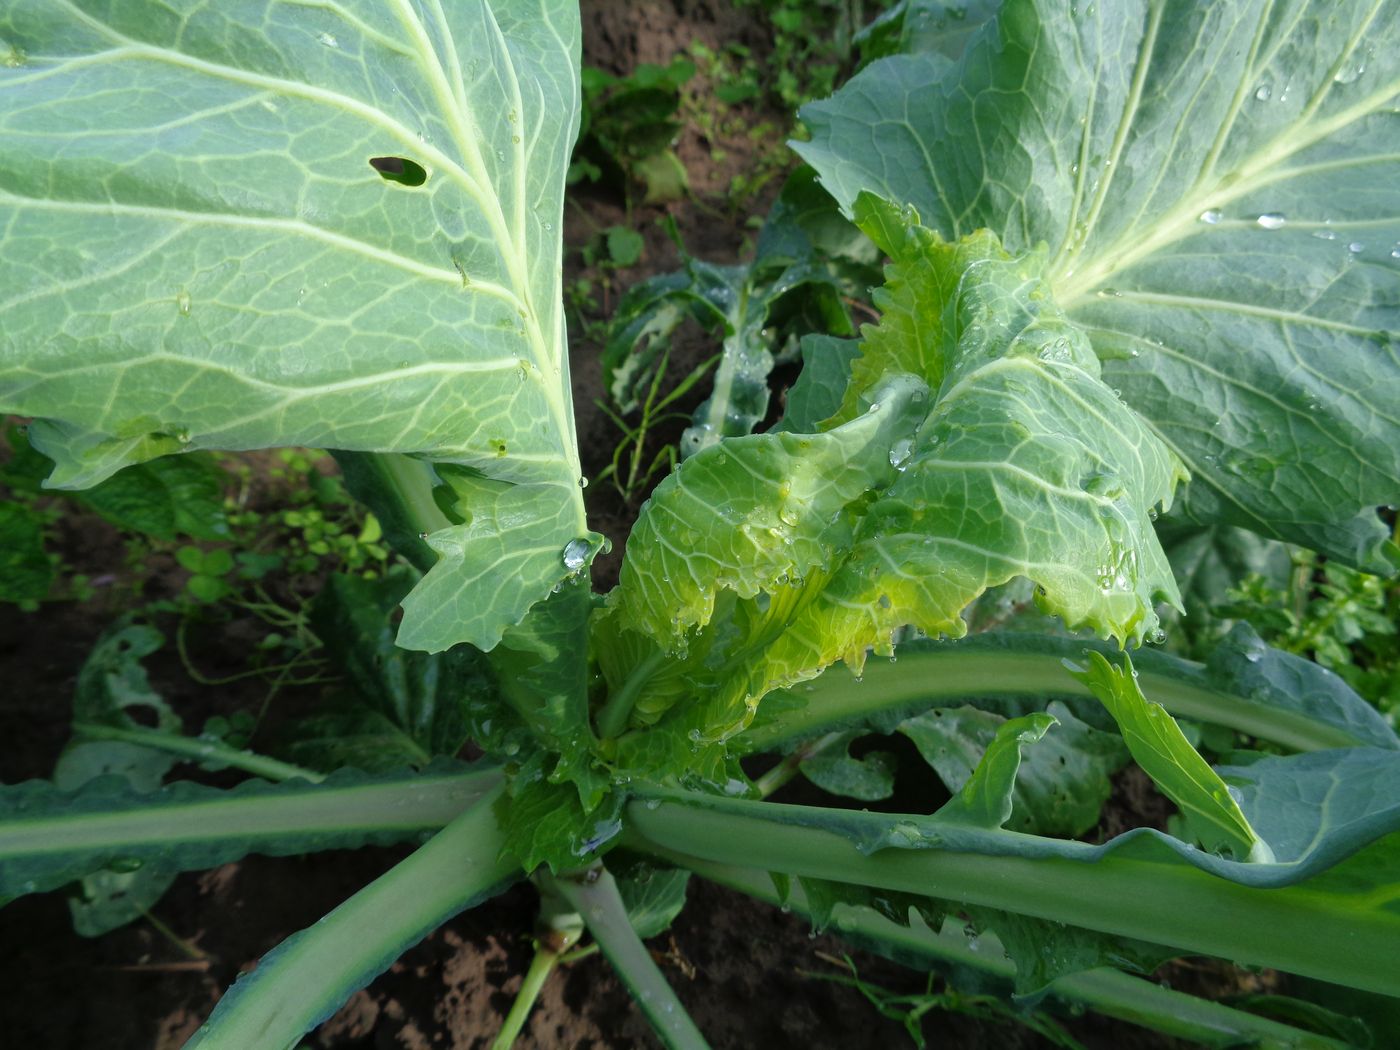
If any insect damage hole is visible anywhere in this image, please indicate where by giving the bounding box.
[369,156,427,187]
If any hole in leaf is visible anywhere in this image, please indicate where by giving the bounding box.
[127,705,160,729]
[369,156,427,187]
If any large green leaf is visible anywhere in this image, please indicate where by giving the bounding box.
[797,0,1400,570]
[603,215,1182,781]
[0,0,595,651]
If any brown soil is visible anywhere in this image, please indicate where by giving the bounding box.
[0,2,1232,1049]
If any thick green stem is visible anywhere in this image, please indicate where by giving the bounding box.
[0,766,501,898]
[552,867,710,1050]
[741,637,1373,754]
[663,855,1352,1049]
[624,796,1400,997]
[73,722,325,783]
[187,784,518,1050]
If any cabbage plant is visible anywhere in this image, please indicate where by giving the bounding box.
[1,1,1398,1047]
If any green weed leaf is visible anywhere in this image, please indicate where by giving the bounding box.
[0,501,51,602]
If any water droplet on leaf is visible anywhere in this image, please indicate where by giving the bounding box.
[1334,48,1369,84]
[562,538,591,571]
[888,437,914,470]
[1255,213,1286,230]
[1198,209,1222,224]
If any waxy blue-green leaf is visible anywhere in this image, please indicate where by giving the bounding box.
[902,702,1129,836]
[797,0,1400,571]
[856,0,1000,66]
[799,731,898,801]
[0,0,591,652]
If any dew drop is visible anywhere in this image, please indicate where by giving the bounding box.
[1198,209,1222,224]
[318,31,339,48]
[1334,48,1369,85]
[1347,242,1364,254]
[1253,83,1271,101]
[561,538,591,571]
[1255,213,1286,230]
[888,437,914,470]
[175,289,192,316]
